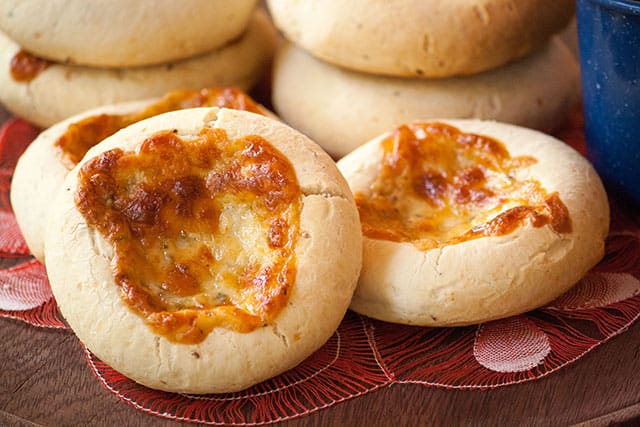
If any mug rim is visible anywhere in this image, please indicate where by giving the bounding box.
[580,0,640,15]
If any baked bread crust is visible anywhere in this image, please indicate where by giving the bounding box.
[0,10,277,127]
[44,107,362,393]
[337,119,609,326]
[272,39,579,159]
[0,0,258,67]
[266,0,574,78]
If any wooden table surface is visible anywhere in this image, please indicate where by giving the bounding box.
[1,315,639,427]
[1,102,639,427]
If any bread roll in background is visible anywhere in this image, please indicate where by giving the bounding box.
[273,39,579,158]
[0,0,259,67]
[267,0,575,78]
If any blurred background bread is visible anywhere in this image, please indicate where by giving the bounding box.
[268,0,579,158]
[267,0,575,78]
[272,38,579,158]
[0,0,259,67]
[0,4,276,127]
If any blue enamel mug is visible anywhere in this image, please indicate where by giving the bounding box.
[577,0,640,205]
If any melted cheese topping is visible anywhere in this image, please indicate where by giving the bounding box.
[355,122,571,250]
[55,87,263,167]
[9,49,51,82]
[75,127,301,344]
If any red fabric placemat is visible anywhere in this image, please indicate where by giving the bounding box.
[1,113,639,425]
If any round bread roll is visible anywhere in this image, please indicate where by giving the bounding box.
[266,0,574,78]
[337,120,609,326]
[0,10,277,128]
[11,87,274,262]
[272,39,579,159]
[44,107,362,393]
[0,0,258,67]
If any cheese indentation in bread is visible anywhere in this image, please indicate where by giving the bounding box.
[9,49,51,82]
[74,127,301,344]
[355,122,571,250]
[55,87,263,167]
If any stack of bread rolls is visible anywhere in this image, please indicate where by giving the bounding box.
[0,0,277,127]
[268,0,579,158]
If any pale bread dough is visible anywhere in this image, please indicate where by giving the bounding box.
[0,0,258,67]
[337,119,609,326]
[272,38,579,159]
[0,10,277,127]
[44,108,362,393]
[266,0,574,78]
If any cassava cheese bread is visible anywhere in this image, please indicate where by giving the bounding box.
[11,87,274,262]
[272,39,579,159]
[0,10,277,127]
[0,0,258,67]
[266,0,575,78]
[44,107,362,393]
[337,120,609,326]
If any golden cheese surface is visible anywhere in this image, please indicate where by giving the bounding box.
[75,127,301,344]
[355,122,571,250]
